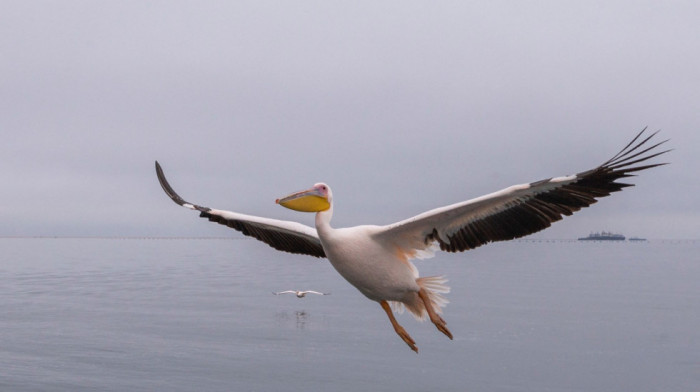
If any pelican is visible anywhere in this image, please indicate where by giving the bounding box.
[155,129,669,352]
[273,290,330,298]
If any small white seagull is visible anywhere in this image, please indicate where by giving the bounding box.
[273,290,330,298]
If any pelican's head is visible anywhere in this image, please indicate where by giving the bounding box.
[276,183,331,212]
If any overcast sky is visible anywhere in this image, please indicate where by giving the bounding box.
[1,1,697,239]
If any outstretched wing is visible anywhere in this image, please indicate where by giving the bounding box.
[374,128,670,254]
[273,291,297,295]
[304,291,330,295]
[156,162,326,258]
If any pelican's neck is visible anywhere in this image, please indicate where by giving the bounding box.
[315,204,334,236]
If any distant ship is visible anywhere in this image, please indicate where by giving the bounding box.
[628,237,648,242]
[578,231,626,241]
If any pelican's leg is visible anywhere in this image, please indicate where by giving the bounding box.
[379,300,418,353]
[418,288,453,340]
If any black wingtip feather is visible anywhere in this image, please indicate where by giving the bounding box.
[155,161,211,213]
[437,128,670,252]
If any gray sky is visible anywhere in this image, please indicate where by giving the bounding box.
[1,1,697,239]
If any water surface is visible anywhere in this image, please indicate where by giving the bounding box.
[1,238,698,391]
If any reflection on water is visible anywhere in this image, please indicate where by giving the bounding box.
[295,311,308,329]
[274,310,310,329]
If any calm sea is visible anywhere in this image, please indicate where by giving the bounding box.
[1,238,698,392]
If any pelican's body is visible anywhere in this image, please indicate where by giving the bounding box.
[315,219,444,319]
[273,290,330,298]
[156,129,669,352]
[320,225,415,301]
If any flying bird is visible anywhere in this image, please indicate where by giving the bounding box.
[273,290,330,298]
[155,129,669,352]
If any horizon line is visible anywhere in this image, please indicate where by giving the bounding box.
[0,236,697,242]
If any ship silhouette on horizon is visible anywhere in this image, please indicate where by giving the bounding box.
[578,231,626,241]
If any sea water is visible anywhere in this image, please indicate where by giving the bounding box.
[1,238,698,392]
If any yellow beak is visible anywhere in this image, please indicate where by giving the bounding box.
[276,187,330,212]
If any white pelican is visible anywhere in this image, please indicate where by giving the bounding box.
[155,129,669,352]
[273,290,330,298]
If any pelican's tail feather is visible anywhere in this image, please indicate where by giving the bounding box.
[390,276,450,321]
[417,275,450,314]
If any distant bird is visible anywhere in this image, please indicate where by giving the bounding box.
[156,128,669,353]
[273,290,330,298]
